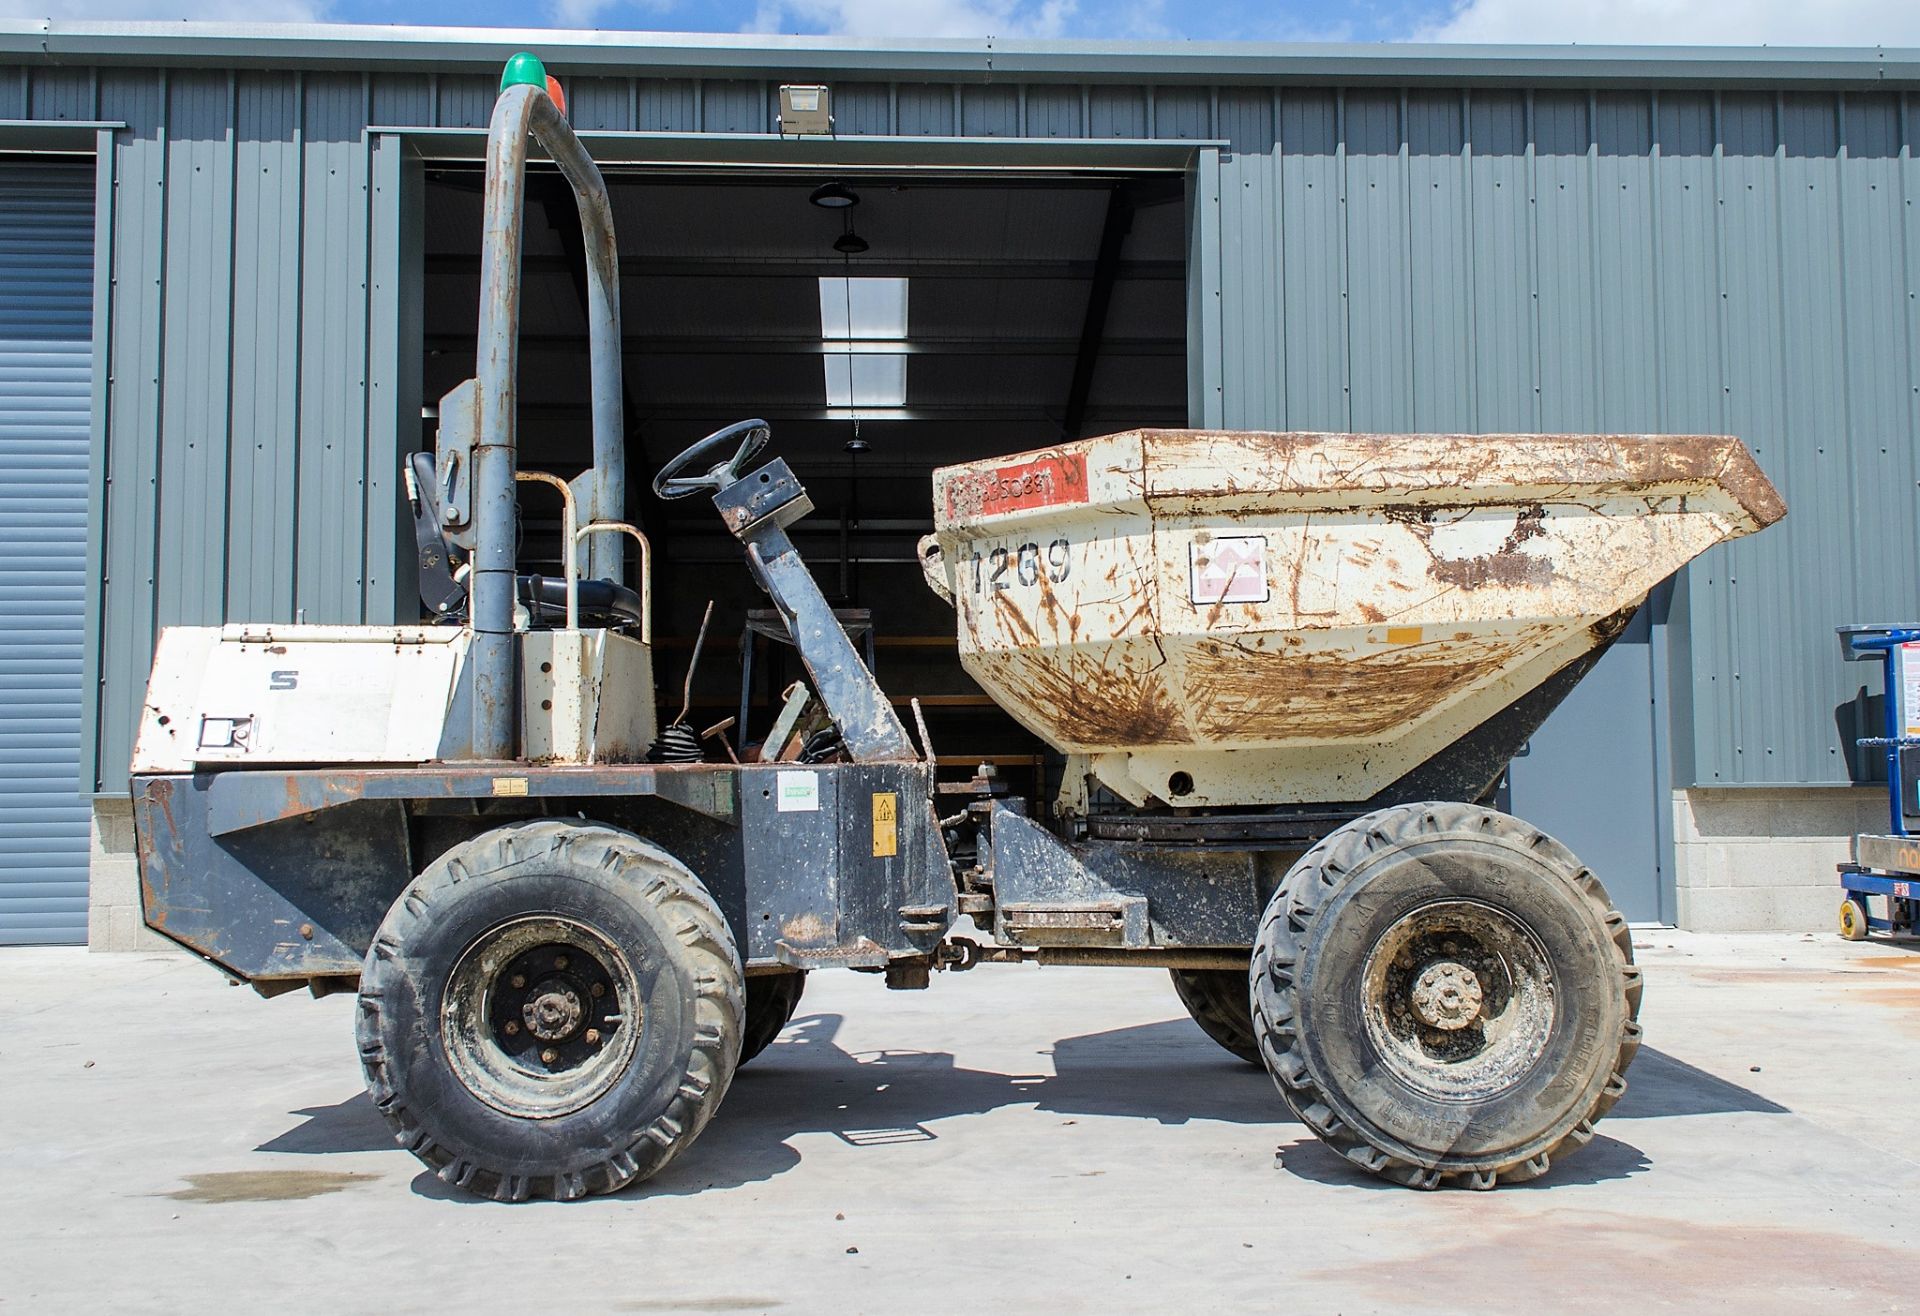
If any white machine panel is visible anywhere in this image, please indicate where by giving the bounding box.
[134,625,470,773]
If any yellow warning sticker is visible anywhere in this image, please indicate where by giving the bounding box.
[1385,626,1424,645]
[492,777,529,797]
[872,791,899,858]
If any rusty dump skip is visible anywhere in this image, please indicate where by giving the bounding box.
[922,430,1784,810]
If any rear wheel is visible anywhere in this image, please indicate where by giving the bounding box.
[1169,966,1260,1065]
[1251,802,1642,1190]
[356,820,744,1201]
[740,971,807,1065]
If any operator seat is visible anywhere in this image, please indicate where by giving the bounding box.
[405,450,643,628]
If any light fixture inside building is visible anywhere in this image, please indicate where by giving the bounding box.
[809,181,859,209]
[833,230,869,255]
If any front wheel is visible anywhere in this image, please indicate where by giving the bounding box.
[356,820,744,1201]
[1252,802,1643,1190]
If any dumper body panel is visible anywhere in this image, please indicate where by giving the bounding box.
[925,429,1784,808]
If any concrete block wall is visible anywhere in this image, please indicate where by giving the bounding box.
[87,797,174,952]
[1673,787,1882,932]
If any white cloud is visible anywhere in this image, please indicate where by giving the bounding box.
[545,0,678,31]
[744,0,1077,39]
[1417,0,1920,45]
[0,0,324,16]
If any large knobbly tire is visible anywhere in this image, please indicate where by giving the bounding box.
[356,820,744,1202]
[1169,966,1261,1065]
[739,971,807,1066]
[1251,802,1643,1190]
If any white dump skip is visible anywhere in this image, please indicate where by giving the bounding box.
[922,430,1785,809]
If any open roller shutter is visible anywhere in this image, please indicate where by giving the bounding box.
[0,161,95,945]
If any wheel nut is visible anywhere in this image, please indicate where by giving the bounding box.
[504,1021,520,1036]
[585,1029,601,1045]
[591,982,605,998]
[554,955,569,970]
[541,1048,557,1064]
[510,974,526,989]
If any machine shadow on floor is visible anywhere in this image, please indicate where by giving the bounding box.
[254,1014,1784,1201]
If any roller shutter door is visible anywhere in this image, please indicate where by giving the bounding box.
[0,161,95,944]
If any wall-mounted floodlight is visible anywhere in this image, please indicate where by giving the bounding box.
[779,85,834,136]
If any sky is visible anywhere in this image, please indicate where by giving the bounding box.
[3,0,1919,46]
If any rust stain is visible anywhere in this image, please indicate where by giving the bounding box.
[974,646,1185,748]
[1316,1208,1920,1311]
[1356,603,1385,624]
[1180,630,1540,741]
[780,913,832,944]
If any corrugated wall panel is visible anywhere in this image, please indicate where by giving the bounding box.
[1534,93,1600,431]
[29,67,93,122]
[1026,86,1081,139]
[227,71,302,626]
[1467,92,1536,432]
[1592,92,1659,432]
[703,81,763,134]
[1278,90,1348,429]
[960,85,1017,138]
[0,161,95,942]
[1406,92,1472,429]
[895,84,953,136]
[1089,87,1144,139]
[637,79,696,132]
[155,70,235,632]
[1345,91,1414,431]
[95,69,166,792]
[1840,96,1920,643]
[1154,87,1210,141]
[834,82,889,136]
[295,73,370,625]
[0,67,23,118]
[436,75,493,129]
[567,77,630,132]
[370,73,432,127]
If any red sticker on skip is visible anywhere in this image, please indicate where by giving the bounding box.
[949,452,1089,520]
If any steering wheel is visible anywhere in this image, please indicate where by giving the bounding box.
[653,418,772,500]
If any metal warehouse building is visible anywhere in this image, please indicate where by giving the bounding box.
[0,21,1916,946]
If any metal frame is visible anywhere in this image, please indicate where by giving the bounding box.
[1834,626,1920,935]
[5,23,1918,89]
[466,82,623,759]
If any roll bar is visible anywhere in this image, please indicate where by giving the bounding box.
[467,76,624,761]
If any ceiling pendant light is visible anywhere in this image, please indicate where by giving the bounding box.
[809,181,860,209]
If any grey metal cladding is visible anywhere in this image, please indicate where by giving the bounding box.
[1217,85,1920,786]
[0,161,95,943]
[9,47,1916,791]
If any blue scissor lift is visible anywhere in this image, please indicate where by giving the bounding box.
[1835,625,1920,939]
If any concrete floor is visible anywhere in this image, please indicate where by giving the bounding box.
[5,933,1920,1313]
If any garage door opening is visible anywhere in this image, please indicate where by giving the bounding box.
[420,167,1190,785]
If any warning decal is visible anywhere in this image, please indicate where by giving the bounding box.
[1189,536,1270,606]
[871,791,899,858]
[946,452,1089,521]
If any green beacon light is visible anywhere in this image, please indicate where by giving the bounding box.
[498,52,567,117]
[499,52,548,93]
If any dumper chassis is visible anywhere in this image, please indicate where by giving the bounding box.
[129,58,1780,1201]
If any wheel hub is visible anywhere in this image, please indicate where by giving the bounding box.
[441,917,643,1120]
[523,979,585,1041]
[1360,899,1556,1103]
[1408,959,1484,1030]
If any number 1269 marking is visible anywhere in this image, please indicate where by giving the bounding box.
[971,538,1072,593]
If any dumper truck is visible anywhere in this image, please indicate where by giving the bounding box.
[128,58,1786,1200]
